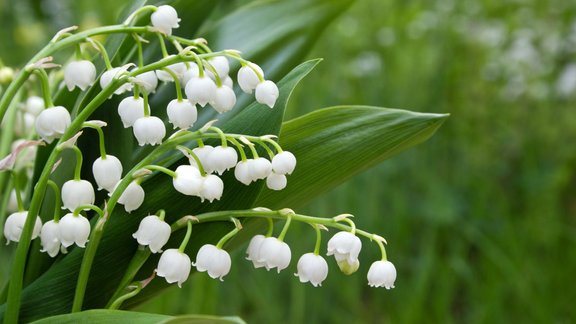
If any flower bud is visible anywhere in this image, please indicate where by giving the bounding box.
[114,181,145,213]
[272,151,296,175]
[208,56,230,78]
[61,179,95,212]
[35,106,71,143]
[132,215,171,253]
[295,253,329,287]
[211,86,237,113]
[133,116,166,146]
[185,76,216,107]
[118,96,146,128]
[133,70,158,94]
[206,146,238,175]
[250,157,272,181]
[156,248,191,287]
[92,155,123,191]
[25,96,45,116]
[367,260,397,289]
[3,211,42,244]
[199,174,224,202]
[245,234,266,268]
[326,231,362,265]
[238,62,264,94]
[194,244,232,281]
[173,165,202,196]
[257,237,291,273]
[337,258,360,275]
[0,66,14,84]
[255,80,279,108]
[40,220,62,257]
[234,160,252,185]
[100,67,133,95]
[150,5,180,36]
[64,60,97,91]
[266,172,287,191]
[59,213,91,248]
[167,99,197,129]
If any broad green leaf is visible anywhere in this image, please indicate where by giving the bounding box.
[256,106,449,208]
[30,309,245,324]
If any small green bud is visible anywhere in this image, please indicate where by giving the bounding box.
[0,67,15,84]
[337,259,360,275]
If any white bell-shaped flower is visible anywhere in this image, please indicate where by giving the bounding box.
[167,99,197,129]
[92,155,123,191]
[173,165,203,196]
[326,231,362,264]
[234,160,252,185]
[156,248,191,287]
[199,174,224,202]
[222,76,234,88]
[133,116,166,146]
[180,63,199,86]
[238,62,264,94]
[61,179,95,212]
[211,86,236,113]
[113,181,145,213]
[118,96,146,128]
[295,253,329,287]
[257,237,291,273]
[245,234,266,268]
[266,172,287,191]
[189,145,214,174]
[156,58,187,82]
[133,70,158,94]
[100,67,133,95]
[59,213,91,248]
[255,80,279,108]
[272,151,296,175]
[40,220,62,257]
[193,244,232,281]
[185,76,216,107]
[35,106,71,143]
[150,5,180,36]
[206,146,238,175]
[64,60,97,91]
[208,56,230,78]
[3,211,42,244]
[25,96,45,116]
[250,157,272,181]
[367,260,397,289]
[132,215,171,253]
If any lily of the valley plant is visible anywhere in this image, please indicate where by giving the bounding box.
[0,2,446,323]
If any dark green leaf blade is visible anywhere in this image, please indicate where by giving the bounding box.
[256,106,449,208]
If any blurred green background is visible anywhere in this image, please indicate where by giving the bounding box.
[2,0,576,322]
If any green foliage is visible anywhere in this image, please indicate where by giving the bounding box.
[30,310,245,324]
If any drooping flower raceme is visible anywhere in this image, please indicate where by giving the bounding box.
[132,215,171,253]
[257,237,291,273]
[118,96,146,128]
[114,181,145,213]
[63,60,97,91]
[255,80,279,108]
[35,106,71,143]
[61,179,95,212]
[367,260,397,289]
[3,211,42,244]
[150,5,180,36]
[59,213,91,248]
[156,248,191,287]
[133,116,166,146]
[295,253,329,287]
[167,99,197,129]
[245,234,266,268]
[194,244,232,281]
[92,155,123,191]
[40,220,62,257]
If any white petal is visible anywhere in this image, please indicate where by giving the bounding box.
[92,155,123,191]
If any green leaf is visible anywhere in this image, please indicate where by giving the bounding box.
[256,106,449,208]
[30,310,245,324]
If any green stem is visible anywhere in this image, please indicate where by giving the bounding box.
[265,218,274,237]
[70,146,84,181]
[246,141,259,159]
[46,180,61,221]
[203,61,221,87]
[123,5,157,25]
[262,137,283,153]
[157,33,169,58]
[341,217,356,234]
[375,238,388,261]
[216,226,241,249]
[142,91,150,117]
[82,122,107,158]
[34,69,53,107]
[144,164,176,178]
[313,224,322,255]
[156,209,166,221]
[253,139,275,159]
[73,204,104,217]
[135,35,144,68]
[11,172,24,212]
[178,221,193,252]
[161,67,183,101]
[228,138,247,161]
[108,283,142,310]
[208,127,228,147]
[177,145,206,176]
[105,247,151,309]
[277,216,292,242]
[89,38,113,70]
